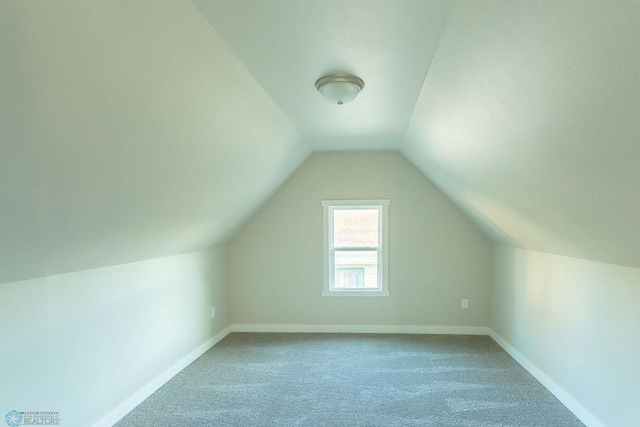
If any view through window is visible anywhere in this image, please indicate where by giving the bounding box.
[333,208,379,288]
[322,200,390,296]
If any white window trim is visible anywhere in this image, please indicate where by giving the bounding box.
[321,199,390,297]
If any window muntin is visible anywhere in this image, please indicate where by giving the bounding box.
[322,200,390,297]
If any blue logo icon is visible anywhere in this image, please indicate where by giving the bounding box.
[5,411,22,427]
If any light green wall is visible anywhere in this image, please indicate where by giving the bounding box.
[0,247,228,426]
[229,152,492,326]
[492,245,640,426]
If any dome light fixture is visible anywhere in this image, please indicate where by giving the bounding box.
[315,73,364,105]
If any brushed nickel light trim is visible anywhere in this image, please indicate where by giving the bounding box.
[315,73,365,105]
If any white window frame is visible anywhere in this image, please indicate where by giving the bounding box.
[321,199,390,297]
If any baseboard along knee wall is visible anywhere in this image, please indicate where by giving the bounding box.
[229,324,491,335]
[95,324,603,427]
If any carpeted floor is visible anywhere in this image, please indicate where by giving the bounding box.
[115,333,584,426]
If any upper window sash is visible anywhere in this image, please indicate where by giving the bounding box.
[324,200,388,250]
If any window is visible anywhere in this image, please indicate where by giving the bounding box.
[322,200,390,296]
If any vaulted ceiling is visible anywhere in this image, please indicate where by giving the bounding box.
[2,0,639,284]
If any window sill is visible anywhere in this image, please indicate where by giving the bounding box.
[322,290,390,297]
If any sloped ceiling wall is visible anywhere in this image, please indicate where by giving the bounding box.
[0,1,309,284]
[403,0,640,268]
[2,0,639,284]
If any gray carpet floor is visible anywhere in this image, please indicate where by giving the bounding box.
[115,333,584,426]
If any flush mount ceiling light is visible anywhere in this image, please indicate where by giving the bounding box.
[315,73,365,105]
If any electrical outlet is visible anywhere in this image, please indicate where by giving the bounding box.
[210,307,216,319]
[461,299,469,309]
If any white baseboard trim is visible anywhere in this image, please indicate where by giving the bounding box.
[93,326,231,427]
[230,323,491,335]
[92,325,602,427]
[488,329,604,427]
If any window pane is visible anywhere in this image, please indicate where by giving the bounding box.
[335,268,364,287]
[334,250,378,288]
[333,209,378,248]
